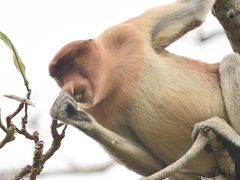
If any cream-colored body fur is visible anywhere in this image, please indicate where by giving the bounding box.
[89,27,228,177]
[128,53,226,177]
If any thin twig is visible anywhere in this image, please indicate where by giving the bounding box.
[0,124,15,148]
[12,119,67,179]
[42,119,67,162]
[6,103,24,128]
[22,88,31,130]
[0,109,7,133]
[0,102,29,149]
[14,127,34,141]
[22,104,28,130]
[26,88,31,100]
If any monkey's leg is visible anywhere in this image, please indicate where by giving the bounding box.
[142,117,236,180]
[219,53,240,134]
[219,53,240,178]
[128,0,216,50]
[50,92,165,177]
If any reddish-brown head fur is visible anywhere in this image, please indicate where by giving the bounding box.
[49,39,111,109]
[49,40,91,79]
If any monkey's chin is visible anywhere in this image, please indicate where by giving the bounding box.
[76,101,96,110]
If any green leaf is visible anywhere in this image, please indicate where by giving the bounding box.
[0,31,29,88]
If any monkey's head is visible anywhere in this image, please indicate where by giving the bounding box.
[49,39,111,109]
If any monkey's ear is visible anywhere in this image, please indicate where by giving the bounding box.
[49,40,90,78]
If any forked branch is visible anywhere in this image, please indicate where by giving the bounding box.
[12,119,67,180]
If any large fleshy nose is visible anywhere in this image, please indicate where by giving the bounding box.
[61,80,75,95]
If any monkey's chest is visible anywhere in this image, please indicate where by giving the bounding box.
[128,102,193,157]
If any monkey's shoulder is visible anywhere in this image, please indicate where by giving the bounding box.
[98,23,145,49]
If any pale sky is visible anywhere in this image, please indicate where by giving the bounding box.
[0,0,232,179]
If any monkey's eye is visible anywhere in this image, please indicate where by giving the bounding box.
[74,91,85,103]
[74,94,83,102]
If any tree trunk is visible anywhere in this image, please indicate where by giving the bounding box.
[213,0,240,53]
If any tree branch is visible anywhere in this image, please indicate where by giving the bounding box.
[12,119,67,180]
[0,108,16,149]
[0,124,15,148]
[213,0,240,53]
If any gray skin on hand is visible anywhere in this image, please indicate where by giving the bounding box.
[50,92,92,130]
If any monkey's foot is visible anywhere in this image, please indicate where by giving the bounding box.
[50,92,94,131]
[192,117,240,148]
[192,117,238,179]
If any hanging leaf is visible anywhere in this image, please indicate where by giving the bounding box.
[0,31,29,88]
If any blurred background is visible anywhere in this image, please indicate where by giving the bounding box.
[0,0,233,179]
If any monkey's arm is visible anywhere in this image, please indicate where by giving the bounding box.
[50,92,165,177]
[126,0,215,50]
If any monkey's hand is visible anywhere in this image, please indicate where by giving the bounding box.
[50,92,95,131]
[50,92,166,177]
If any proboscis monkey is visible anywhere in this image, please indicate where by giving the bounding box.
[49,0,240,179]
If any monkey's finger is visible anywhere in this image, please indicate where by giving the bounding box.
[51,92,77,111]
